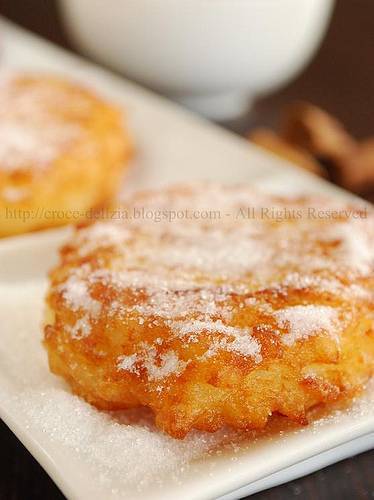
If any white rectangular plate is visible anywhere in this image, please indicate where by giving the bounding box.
[0,18,373,500]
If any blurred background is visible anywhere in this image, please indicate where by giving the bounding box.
[0,1,373,500]
[2,0,374,202]
[1,0,374,137]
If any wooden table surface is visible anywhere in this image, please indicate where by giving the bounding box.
[0,1,373,499]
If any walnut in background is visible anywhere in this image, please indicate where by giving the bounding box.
[249,101,374,198]
[249,128,326,177]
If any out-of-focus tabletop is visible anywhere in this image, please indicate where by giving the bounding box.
[0,1,373,500]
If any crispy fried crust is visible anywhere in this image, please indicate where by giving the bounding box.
[44,184,374,438]
[0,73,132,237]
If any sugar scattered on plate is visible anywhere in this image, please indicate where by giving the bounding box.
[1,282,373,498]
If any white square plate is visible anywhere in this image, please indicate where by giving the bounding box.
[0,18,373,500]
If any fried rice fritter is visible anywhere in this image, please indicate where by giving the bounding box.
[0,73,132,237]
[44,184,374,438]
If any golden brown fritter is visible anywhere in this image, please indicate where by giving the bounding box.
[44,184,374,438]
[0,73,132,237]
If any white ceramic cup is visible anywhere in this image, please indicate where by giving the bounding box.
[58,0,335,119]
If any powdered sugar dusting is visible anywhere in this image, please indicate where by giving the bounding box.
[329,223,373,274]
[117,354,139,374]
[0,73,84,173]
[77,222,131,255]
[117,347,188,381]
[52,184,373,383]
[174,319,262,361]
[275,305,340,346]
[0,121,79,172]
[67,315,92,340]
[74,184,374,284]
[61,273,101,317]
[144,348,187,381]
